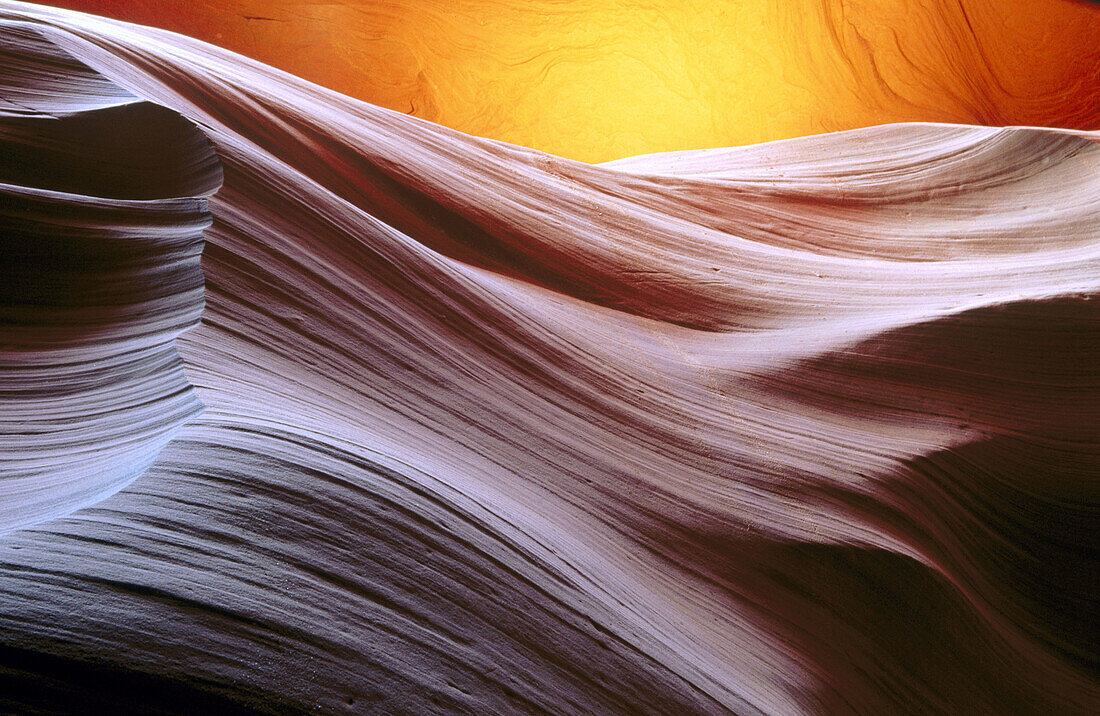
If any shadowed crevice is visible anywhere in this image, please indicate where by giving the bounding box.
[0,25,223,533]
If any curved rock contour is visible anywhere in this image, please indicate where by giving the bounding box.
[0,23,221,533]
[0,3,1097,714]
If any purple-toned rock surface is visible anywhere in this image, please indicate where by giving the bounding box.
[0,2,1097,713]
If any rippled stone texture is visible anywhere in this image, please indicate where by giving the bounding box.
[0,26,221,532]
[0,2,1097,715]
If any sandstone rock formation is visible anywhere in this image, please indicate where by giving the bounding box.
[0,2,1097,713]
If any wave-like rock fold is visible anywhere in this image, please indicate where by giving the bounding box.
[0,2,1096,714]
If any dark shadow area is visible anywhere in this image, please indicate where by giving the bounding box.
[0,101,222,200]
[0,644,284,715]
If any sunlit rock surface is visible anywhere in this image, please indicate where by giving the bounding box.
[37,0,1100,162]
[0,2,1098,714]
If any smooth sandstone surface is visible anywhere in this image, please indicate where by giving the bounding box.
[0,2,1097,714]
[35,0,1100,162]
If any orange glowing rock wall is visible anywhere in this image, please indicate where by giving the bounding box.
[41,0,1100,162]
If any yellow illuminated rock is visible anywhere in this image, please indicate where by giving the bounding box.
[37,2,1100,161]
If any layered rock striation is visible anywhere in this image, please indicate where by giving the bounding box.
[0,3,1097,713]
